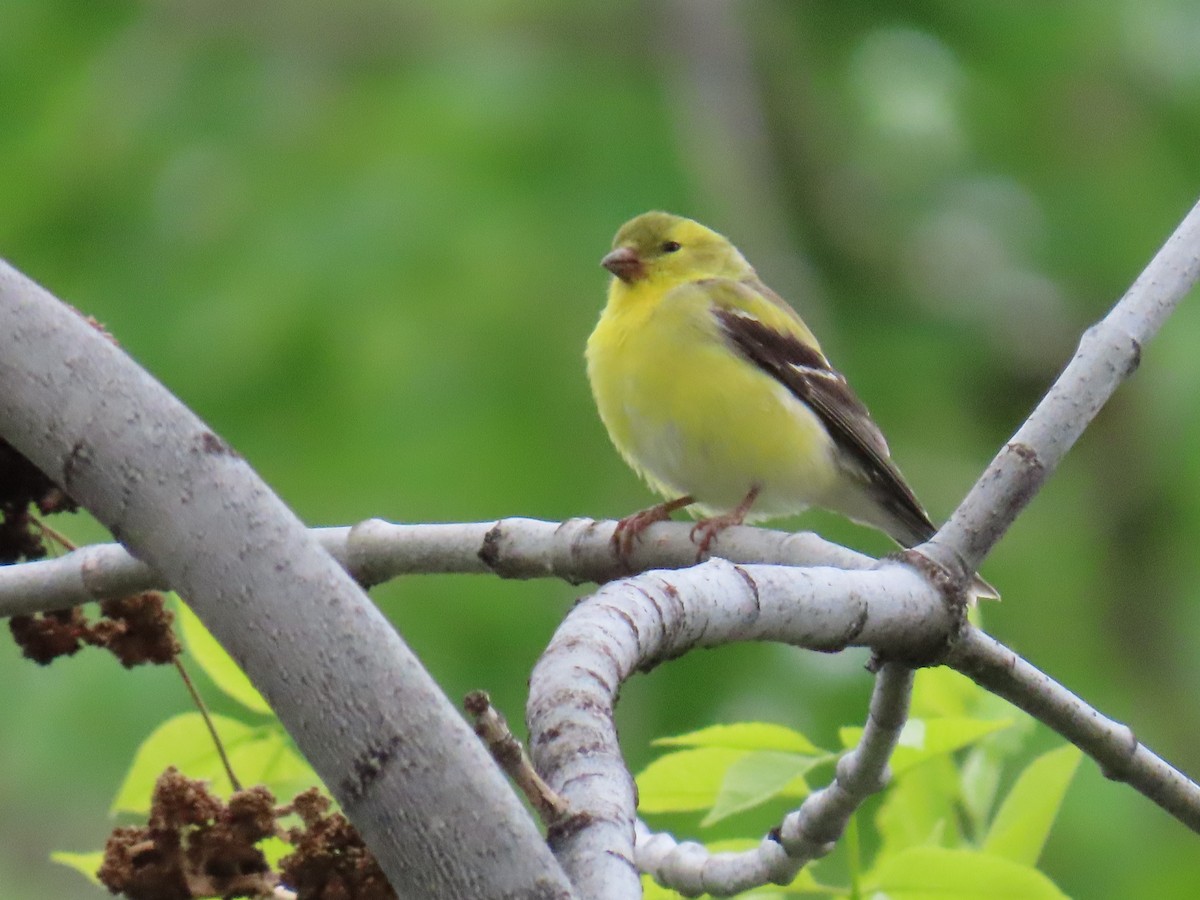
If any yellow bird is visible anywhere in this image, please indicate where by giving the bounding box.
[587,210,996,597]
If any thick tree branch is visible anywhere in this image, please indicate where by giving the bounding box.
[4,194,1198,899]
[0,262,574,899]
[9,514,1199,850]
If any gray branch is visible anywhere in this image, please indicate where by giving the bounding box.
[949,627,1200,831]
[4,193,1199,899]
[930,196,1200,575]
[0,517,871,617]
[526,560,947,900]
[10,514,1199,865]
[0,262,574,899]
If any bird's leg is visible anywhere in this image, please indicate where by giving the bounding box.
[690,485,761,559]
[612,495,695,560]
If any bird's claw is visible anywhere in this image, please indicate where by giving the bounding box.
[610,495,695,567]
[689,514,737,560]
[688,486,759,561]
[612,507,668,561]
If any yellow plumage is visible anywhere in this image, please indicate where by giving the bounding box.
[588,263,839,521]
[587,211,997,598]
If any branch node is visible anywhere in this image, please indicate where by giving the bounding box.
[1125,336,1143,377]
[1099,724,1141,782]
[882,550,968,666]
[478,522,504,574]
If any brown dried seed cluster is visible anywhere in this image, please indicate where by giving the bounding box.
[2,313,184,668]
[0,437,77,564]
[98,768,275,900]
[9,591,180,667]
[279,789,397,900]
[99,772,397,899]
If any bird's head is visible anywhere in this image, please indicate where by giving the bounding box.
[601,212,752,286]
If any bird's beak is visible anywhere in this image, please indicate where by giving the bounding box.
[601,246,645,283]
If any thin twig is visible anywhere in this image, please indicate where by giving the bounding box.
[31,515,76,554]
[174,655,242,792]
[948,627,1200,831]
[465,691,569,826]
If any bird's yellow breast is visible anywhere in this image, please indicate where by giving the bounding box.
[586,277,840,519]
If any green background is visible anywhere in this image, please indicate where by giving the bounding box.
[3,1,1200,897]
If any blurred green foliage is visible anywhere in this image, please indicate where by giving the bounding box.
[2,1,1200,897]
[637,668,1082,897]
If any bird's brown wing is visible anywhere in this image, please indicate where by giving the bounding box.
[713,306,936,547]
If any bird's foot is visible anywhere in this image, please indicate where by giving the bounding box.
[612,495,694,562]
[688,486,761,560]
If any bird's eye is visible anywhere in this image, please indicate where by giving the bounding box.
[661,240,682,253]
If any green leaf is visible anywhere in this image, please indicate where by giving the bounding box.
[874,755,961,857]
[702,751,817,825]
[839,717,1013,774]
[910,667,982,718]
[868,846,1068,898]
[654,722,821,754]
[228,728,319,802]
[638,748,749,813]
[713,863,822,895]
[114,712,253,812]
[638,746,817,817]
[641,876,684,900]
[50,851,104,885]
[175,597,272,715]
[983,745,1082,865]
[260,835,295,868]
[113,713,313,813]
[960,745,1003,837]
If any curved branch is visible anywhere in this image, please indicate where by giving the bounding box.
[526,559,947,900]
[15,511,1200,848]
[527,557,1200,898]
[0,262,573,899]
[635,663,914,896]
